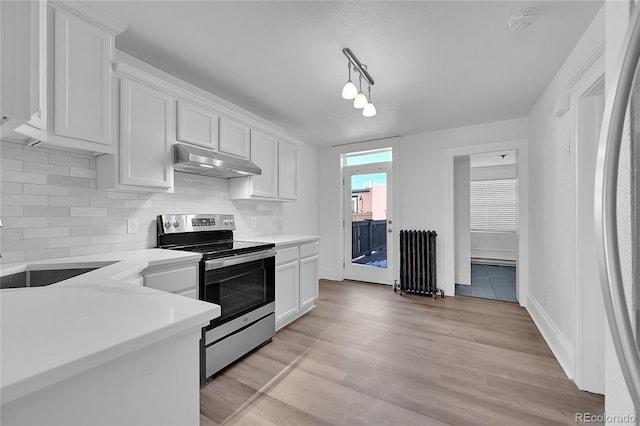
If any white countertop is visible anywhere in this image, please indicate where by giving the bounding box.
[239,234,320,247]
[1,249,219,405]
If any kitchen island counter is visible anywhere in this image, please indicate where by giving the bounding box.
[1,249,219,425]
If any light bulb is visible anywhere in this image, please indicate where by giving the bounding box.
[353,92,368,109]
[342,81,357,99]
[363,102,376,117]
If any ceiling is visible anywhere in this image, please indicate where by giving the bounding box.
[83,1,603,147]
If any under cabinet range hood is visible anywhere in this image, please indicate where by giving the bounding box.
[173,144,261,179]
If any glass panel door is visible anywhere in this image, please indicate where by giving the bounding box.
[344,163,393,284]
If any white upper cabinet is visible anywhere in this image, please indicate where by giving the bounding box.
[0,1,35,136]
[54,6,112,145]
[11,1,125,154]
[176,100,218,149]
[250,131,278,198]
[118,79,173,189]
[229,130,277,199]
[278,140,299,200]
[219,117,250,159]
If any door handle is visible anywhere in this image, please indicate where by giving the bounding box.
[594,4,640,412]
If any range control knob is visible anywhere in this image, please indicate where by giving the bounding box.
[173,220,180,228]
[223,219,230,225]
[165,221,173,229]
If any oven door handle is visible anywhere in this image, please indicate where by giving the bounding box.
[205,248,276,270]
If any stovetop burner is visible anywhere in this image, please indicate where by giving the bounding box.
[156,214,274,259]
[166,240,274,259]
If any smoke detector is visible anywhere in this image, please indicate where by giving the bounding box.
[508,7,538,32]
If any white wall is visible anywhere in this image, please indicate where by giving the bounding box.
[470,232,517,262]
[454,156,470,284]
[399,118,528,295]
[0,139,319,263]
[526,3,605,386]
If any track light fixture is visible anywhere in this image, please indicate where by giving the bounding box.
[341,48,376,117]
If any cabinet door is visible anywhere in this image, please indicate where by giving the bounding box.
[120,79,172,189]
[219,117,250,159]
[54,6,111,145]
[0,0,35,135]
[176,100,218,149]
[275,260,299,326]
[250,130,278,198]
[300,255,319,311]
[278,141,298,200]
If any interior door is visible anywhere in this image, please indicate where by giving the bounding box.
[344,163,393,284]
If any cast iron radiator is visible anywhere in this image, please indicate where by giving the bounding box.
[398,230,438,296]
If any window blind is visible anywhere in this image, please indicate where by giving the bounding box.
[470,179,517,232]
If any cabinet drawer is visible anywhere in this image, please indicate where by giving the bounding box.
[144,264,197,294]
[276,246,299,265]
[300,242,319,258]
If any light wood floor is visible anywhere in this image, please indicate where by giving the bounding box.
[200,280,604,425]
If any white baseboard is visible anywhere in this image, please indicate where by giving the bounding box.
[471,248,517,261]
[319,269,341,281]
[526,295,574,380]
[455,273,470,285]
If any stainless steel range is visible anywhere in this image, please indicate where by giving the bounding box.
[156,214,275,383]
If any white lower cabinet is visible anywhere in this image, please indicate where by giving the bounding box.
[143,260,199,299]
[275,240,320,330]
[275,260,299,325]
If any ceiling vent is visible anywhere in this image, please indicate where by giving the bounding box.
[508,8,538,32]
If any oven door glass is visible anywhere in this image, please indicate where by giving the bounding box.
[202,257,275,328]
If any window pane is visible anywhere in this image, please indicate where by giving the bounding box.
[470,179,517,232]
[346,150,392,166]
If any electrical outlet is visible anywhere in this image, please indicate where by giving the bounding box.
[127,218,138,234]
[544,293,549,307]
[251,217,257,229]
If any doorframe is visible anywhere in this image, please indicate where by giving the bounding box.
[571,52,605,393]
[330,137,400,283]
[343,162,394,284]
[443,139,529,304]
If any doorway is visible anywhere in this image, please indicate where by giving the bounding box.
[574,73,605,394]
[454,151,519,302]
[343,150,393,284]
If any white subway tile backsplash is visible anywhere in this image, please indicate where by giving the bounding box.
[24,162,70,176]
[25,228,70,239]
[1,170,47,184]
[70,245,107,257]
[69,168,96,179]
[24,248,71,261]
[49,236,91,248]
[49,154,90,169]
[23,206,70,217]
[24,184,69,196]
[3,217,48,228]
[0,205,23,217]
[0,182,24,194]
[70,207,107,217]
[2,158,23,171]
[48,175,89,188]
[48,217,91,227]
[2,194,48,206]
[1,141,283,263]
[1,145,48,163]
[49,196,91,207]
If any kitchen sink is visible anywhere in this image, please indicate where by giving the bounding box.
[0,262,116,289]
